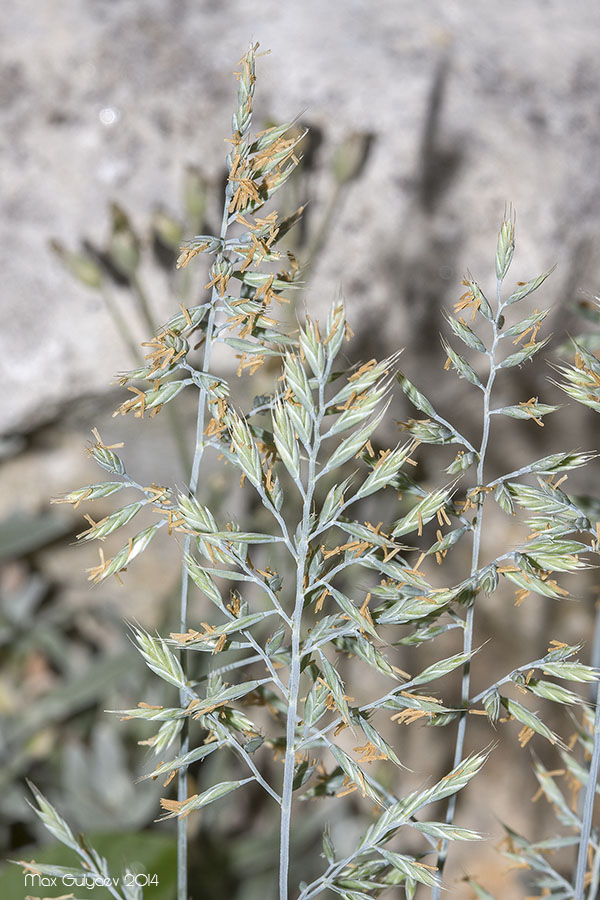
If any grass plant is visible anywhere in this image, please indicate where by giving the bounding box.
[18,44,600,900]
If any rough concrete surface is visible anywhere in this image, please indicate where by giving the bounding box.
[2,0,600,436]
[3,2,600,898]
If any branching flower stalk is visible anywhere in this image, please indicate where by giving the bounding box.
[29,45,600,900]
[279,348,333,900]
[432,217,521,892]
[174,80,236,900]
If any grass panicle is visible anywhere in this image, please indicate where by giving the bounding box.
[23,43,600,900]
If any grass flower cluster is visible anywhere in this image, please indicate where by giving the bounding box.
[20,44,600,900]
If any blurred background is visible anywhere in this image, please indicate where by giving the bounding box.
[2,1,600,898]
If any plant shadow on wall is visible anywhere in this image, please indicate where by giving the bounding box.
[4,42,600,900]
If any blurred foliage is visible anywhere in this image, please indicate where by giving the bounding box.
[0,831,176,900]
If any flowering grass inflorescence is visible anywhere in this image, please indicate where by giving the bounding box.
[21,44,600,900]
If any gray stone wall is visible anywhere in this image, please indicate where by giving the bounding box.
[2,0,600,436]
